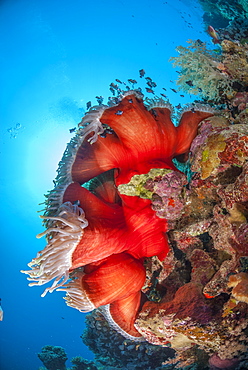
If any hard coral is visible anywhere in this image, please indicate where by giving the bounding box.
[81,310,174,370]
[135,282,224,350]
[133,110,248,363]
[190,119,248,180]
[70,356,97,370]
[38,345,67,370]
[209,353,239,369]
[228,272,248,304]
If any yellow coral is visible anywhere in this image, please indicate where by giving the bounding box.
[118,168,172,199]
[200,134,226,179]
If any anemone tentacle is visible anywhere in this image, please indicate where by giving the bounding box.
[58,270,96,312]
[43,106,109,220]
[145,96,173,112]
[21,202,88,297]
[22,89,216,340]
[78,104,108,143]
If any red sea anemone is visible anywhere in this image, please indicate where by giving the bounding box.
[21,89,214,339]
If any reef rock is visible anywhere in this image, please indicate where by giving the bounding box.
[134,113,248,366]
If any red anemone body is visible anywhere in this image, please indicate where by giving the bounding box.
[22,92,214,339]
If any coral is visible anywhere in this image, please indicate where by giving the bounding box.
[37,347,98,370]
[118,168,188,226]
[228,90,248,123]
[69,356,97,370]
[202,204,248,298]
[190,120,248,180]
[131,110,248,364]
[117,168,172,200]
[38,345,67,370]
[199,0,248,22]
[170,40,227,102]
[170,38,248,104]
[199,0,248,43]
[151,171,188,222]
[135,282,225,350]
[81,310,175,370]
[221,40,248,84]
[22,24,248,367]
[228,272,248,304]
[208,353,239,369]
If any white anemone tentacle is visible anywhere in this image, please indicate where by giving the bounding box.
[43,104,109,221]
[57,270,95,312]
[21,202,88,297]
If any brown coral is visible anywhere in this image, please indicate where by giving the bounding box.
[228,272,248,304]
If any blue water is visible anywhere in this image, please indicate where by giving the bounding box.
[0,1,211,369]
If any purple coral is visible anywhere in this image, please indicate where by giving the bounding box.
[151,171,187,221]
[209,353,239,370]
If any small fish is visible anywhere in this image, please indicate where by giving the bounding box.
[196,39,204,45]
[109,87,115,95]
[147,80,157,88]
[145,77,152,82]
[128,79,137,85]
[115,78,122,84]
[160,93,167,98]
[86,101,91,110]
[185,80,194,87]
[145,88,154,94]
[110,97,120,105]
[162,87,167,91]
[69,127,76,133]
[175,103,182,110]
[170,88,177,93]
[105,128,114,134]
[139,69,145,78]
[110,82,118,89]
[207,25,220,44]
[180,94,185,98]
[96,96,104,105]
[212,48,221,55]
[115,110,123,115]
[100,127,114,138]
